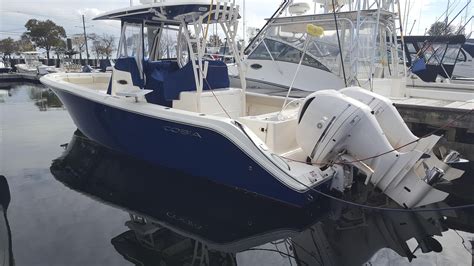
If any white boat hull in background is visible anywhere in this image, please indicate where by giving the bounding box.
[229,60,345,92]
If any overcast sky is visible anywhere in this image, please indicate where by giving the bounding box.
[0,0,472,42]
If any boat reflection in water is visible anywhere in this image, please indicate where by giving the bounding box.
[0,175,13,266]
[27,86,63,111]
[50,131,474,265]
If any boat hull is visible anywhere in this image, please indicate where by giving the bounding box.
[15,64,38,75]
[50,87,325,207]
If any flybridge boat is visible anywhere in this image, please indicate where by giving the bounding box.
[41,0,463,208]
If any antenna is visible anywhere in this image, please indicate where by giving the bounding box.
[409,20,416,35]
[242,0,246,45]
[82,15,90,65]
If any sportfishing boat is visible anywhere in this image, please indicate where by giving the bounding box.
[41,0,463,208]
[231,1,474,103]
[16,51,55,75]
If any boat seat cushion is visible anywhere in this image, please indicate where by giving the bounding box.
[163,60,230,102]
[144,60,180,106]
[99,59,112,72]
[114,57,143,88]
[107,57,143,94]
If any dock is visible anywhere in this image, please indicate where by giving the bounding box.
[393,98,474,161]
[0,73,41,84]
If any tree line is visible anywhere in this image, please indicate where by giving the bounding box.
[0,19,116,62]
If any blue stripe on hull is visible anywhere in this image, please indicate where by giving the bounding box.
[53,88,325,207]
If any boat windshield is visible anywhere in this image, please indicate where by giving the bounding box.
[443,44,463,64]
[145,25,179,61]
[248,38,330,72]
[25,55,43,67]
[118,23,143,72]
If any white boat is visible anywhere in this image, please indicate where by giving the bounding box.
[16,51,56,75]
[230,1,474,103]
[41,0,462,208]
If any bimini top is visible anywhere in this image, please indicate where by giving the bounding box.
[402,35,467,45]
[94,0,239,25]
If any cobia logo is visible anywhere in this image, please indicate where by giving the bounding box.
[163,126,202,138]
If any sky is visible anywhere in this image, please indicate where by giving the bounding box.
[0,0,472,44]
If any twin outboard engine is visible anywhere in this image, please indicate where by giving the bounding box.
[296,87,463,208]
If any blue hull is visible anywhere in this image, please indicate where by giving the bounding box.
[52,88,323,207]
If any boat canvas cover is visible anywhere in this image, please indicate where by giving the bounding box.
[400,35,466,82]
[94,1,239,25]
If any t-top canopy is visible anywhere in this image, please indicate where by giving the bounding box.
[402,35,467,45]
[94,0,240,26]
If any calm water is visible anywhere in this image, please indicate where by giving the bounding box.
[0,82,473,265]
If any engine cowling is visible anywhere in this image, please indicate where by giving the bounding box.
[296,89,462,208]
[296,90,394,165]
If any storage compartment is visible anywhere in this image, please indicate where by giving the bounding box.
[238,110,299,154]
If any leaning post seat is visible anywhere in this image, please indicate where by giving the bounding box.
[145,60,231,107]
[166,60,243,118]
[107,57,143,95]
[143,60,180,106]
[163,60,230,100]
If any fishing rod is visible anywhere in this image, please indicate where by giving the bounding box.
[456,15,474,35]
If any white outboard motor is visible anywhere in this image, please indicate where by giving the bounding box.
[296,89,463,208]
[340,87,464,181]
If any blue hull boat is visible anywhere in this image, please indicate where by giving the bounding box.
[51,86,327,207]
[41,0,462,209]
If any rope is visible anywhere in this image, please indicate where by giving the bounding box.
[203,0,215,41]
[289,174,474,213]
[203,77,232,119]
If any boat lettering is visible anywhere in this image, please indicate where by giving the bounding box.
[163,126,202,138]
[166,212,203,230]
